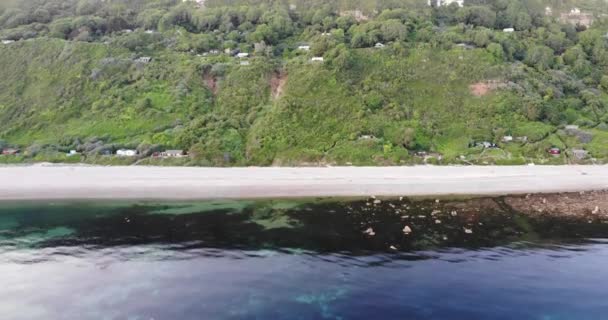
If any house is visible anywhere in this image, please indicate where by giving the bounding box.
[1,148,19,155]
[116,149,138,157]
[311,57,324,62]
[428,0,464,7]
[358,135,377,140]
[123,29,133,33]
[473,141,497,149]
[66,150,79,157]
[183,0,205,7]
[144,30,155,34]
[1,40,15,44]
[502,136,513,142]
[339,10,369,22]
[298,45,311,51]
[236,52,249,58]
[548,147,561,156]
[375,42,385,48]
[163,150,186,158]
[135,57,152,63]
[565,124,579,130]
[571,149,588,160]
[560,8,593,27]
[503,28,515,33]
[455,43,476,50]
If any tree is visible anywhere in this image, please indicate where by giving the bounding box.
[525,45,554,70]
[380,19,408,42]
[457,6,496,28]
[487,43,504,61]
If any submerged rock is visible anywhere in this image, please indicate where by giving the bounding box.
[403,226,412,235]
[364,227,376,236]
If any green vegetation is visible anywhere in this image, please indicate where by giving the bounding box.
[1,0,608,165]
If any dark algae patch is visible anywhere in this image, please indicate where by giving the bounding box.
[2,194,608,253]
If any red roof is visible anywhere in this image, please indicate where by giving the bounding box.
[548,148,561,155]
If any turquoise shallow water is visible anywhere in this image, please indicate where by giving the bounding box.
[1,199,608,319]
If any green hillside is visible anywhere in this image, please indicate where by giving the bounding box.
[1,0,608,165]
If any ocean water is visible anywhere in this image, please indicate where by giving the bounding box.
[1,198,608,320]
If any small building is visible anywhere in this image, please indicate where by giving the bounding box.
[240,60,250,66]
[565,124,579,130]
[503,28,515,33]
[475,141,498,149]
[236,52,249,58]
[571,149,588,160]
[548,147,561,156]
[135,57,152,63]
[66,150,79,157]
[298,45,311,51]
[428,0,464,7]
[116,149,138,157]
[144,30,155,34]
[1,40,15,44]
[163,150,186,158]
[455,43,476,50]
[311,57,324,62]
[560,8,593,27]
[502,136,513,142]
[358,135,377,141]
[1,148,19,155]
[375,42,385,48]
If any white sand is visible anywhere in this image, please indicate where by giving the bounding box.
[0,165,607,200]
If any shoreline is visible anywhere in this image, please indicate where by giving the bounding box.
[1,165,607,201]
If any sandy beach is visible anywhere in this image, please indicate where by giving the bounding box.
[0,164,607,200]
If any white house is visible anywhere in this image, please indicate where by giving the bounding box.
[135,57,152,63]
[375,42,385,48]
[1,40,15,44]
[503,28,515,33]
[162,150,186,158]
[298,45,311,51]
[311,57,324,62]
[428,0,464,7]
[117,149,138,157]
[236,52,249,58]
[502,136,513,142]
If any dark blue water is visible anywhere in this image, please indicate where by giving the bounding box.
[1,199,608,319]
